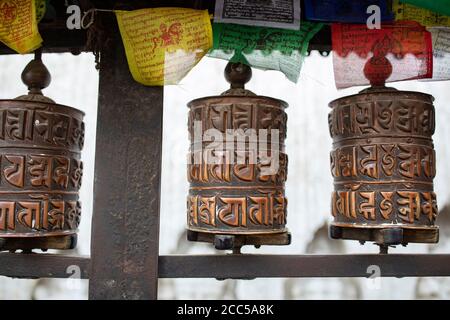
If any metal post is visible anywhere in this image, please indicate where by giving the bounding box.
[89,18,163,299]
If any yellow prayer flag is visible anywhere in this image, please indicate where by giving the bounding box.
[394,0,450,27]
[0,0,43,54]
[116,7,213,86]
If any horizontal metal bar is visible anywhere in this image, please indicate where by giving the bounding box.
[2,253,450,280]
[0,253,89,279]
[158,254,450,279]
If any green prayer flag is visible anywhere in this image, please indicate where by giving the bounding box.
[402,0,450,17]
[208,22,323,83]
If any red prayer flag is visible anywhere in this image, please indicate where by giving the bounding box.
[332,21,433,89]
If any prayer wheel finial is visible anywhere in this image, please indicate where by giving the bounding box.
[225,62,252,89]
[222,62,256,96]
[363,35,395,88]
[17,48,54,103]
[363,55,393,88]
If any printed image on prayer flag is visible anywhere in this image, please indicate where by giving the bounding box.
[394,0,450,27]
[423,27,450,81]
[402,0,450,17]
[116,8,213,86]
[0,0,43,54]
[304,0,394,23]
[332,22,433,89]
[208,22,323,83]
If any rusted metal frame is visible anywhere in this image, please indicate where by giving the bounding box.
[2,253,450,280]
[159,254,450,279]
[88,16,163,299]
[0,253,89,279]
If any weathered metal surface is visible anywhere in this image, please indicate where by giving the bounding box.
[89,17,163,300]
[187,229,292,250]
[187,63,290,248]
[0,52,84,251]
[0,234,77,251]
[3,253,450,280]
[158,254,450,279]
[0,252,89,279]
[328,87,438,245]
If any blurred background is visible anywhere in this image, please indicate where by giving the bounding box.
[0,51,450,299]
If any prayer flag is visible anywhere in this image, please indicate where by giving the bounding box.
[116,7,213,86]
[332,22,433,89]
[209,22,323,83]
[0,0,43,54]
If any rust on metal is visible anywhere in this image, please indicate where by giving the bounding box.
[89,18,164,299]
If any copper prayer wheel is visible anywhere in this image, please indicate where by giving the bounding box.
[186,63,290,250]
[328,85,439,247]
[0,51,84,252]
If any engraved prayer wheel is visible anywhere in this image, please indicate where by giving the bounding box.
[328,85,439,247]
[0,50,84,252]
[186,63,290,250]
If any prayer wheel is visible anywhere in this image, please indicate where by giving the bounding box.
[0,51,84,252]
[328,84,439,247]
[186,63,290,250]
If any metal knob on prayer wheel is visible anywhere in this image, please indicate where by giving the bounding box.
[328,57,439,248]
[0,50,84,252]
[186,62,290,250]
